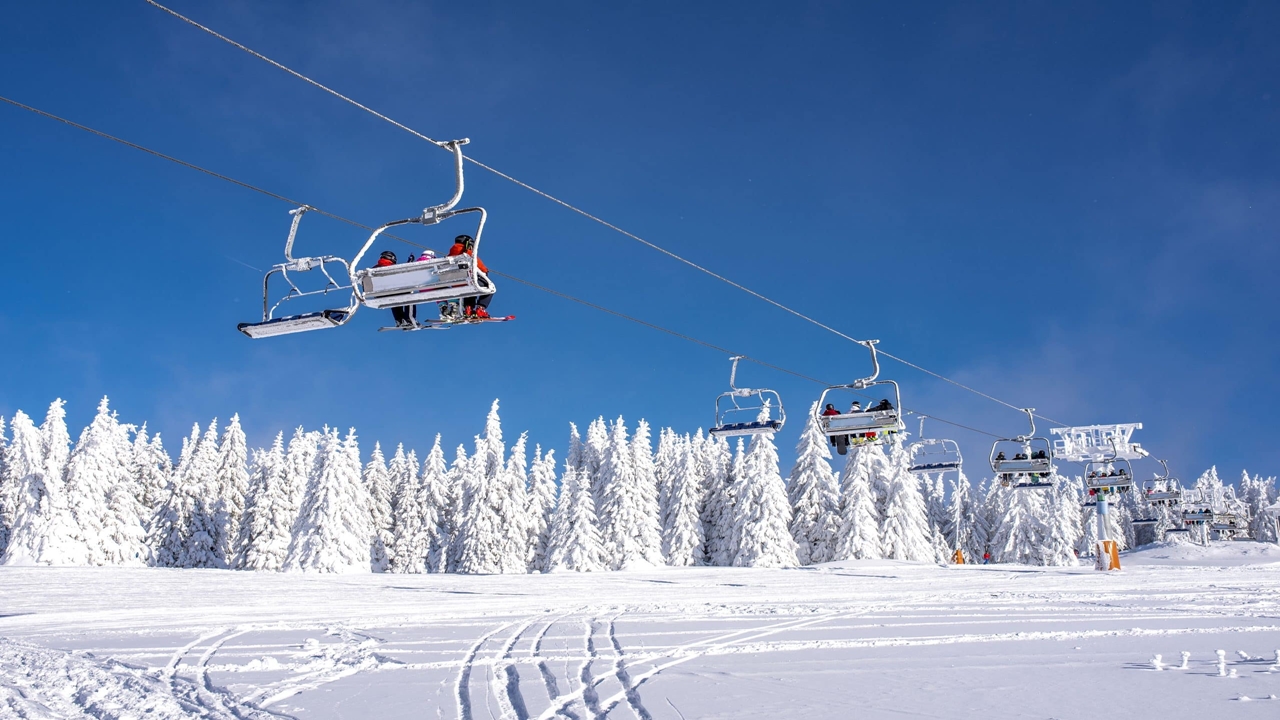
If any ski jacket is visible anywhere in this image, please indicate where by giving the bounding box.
[448,242,489,273]
[375,257,395,268]
[821,407,840,416]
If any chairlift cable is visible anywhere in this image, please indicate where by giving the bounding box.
[141,0,1067,429]
[2,93,1001,441]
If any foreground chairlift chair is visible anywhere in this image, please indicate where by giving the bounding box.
[989,408,1055,490]
[907,417,963,476]
[238,207,358,339]
[708,356,785,438]
[814,340,905,456]
[350,139,498,317]
[1143,458,1183,506]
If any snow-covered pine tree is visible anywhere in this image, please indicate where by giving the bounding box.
[363,443,393,572]
[455,401,521,574]
[700,435,737,566]
[527,445,558,572]
[991,485,1048,565]
[148,423,200,567]
[63,397,148,565]
[630,420,665,565]
[286,428,373,572]
[1,411,51,565]
[876,437,935,563]
[786,405,839,565]
[238,433,292,571]
[546,433,607,572]
[833,447,882,560]
[654,428,679,536]
[388,444,425,573]
[1244,472,1278,542]
[1194,466,1225,509]
[418,437,451,573]
[585,417,609,503]
[500,432,533,572]
[943,470,978,563]
[1039,476,1081,566]
[596,418,663,569]
[443,444,467,572]
[0,415,9,555]
[27,399,79,564]
[732,417,798,568]
[212,414,250,567]
[130,425,172,522]
[663,435,706,566]
[180,420,224,568]
[922,473,949,539]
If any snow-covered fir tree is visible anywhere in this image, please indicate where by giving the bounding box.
[786,406,839,565]
[1242,472,1278,543]
[363,443,393,572]
[417,438,451,573]
[455,401,526,574]
[286,429,373,572]
[212,414,249,567]
[181,420,224,568]
[1,411,52,565]
[546,425,606,572]
[527,445,558,572]
[1039,476,1081,566]
[663,434,706,566]
[388,444,425,573]
[596,418,663,569]
[443,444,467,572]
[834,447,882,560]
[876,438,935,562]
[149,423,200,568]
[129,424,171,521]
[584,417,609,503]
[630,420,665,564]
[991,484,1048,564]
[654,428,680,535]
[701,434,737,566]
[238,433,292,571]
[62,397,148,566]
[732,420,798,568]
[501,432,534,571]
[0,415,10,555]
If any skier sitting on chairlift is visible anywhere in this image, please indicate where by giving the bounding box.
[870,398,894,412]
[822,404,840,417]
[849,401,863,413]
[448,235,494,319]
[375,251,416,327]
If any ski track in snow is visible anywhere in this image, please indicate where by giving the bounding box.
[5,547,1280,719]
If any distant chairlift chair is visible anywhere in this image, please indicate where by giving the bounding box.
[708,356,785,438]
[349,139,497,321]
[814,340,905,455]
[238,206,358,339]
[907,417,963,476]
[988,408,1055,490]
[1084,438,1136,495]
[1143,458,1183,506]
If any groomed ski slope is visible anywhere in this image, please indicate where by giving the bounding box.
[2,543,1280,719]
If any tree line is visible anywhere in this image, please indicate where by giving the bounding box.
[0,397,1274,573]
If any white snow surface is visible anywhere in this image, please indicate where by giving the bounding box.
[3,543,1280,719]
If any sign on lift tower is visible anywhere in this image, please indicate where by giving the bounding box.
[1050,423,1146,571]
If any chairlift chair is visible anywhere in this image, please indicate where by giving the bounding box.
[708,356,785,438]
[1131,517,1159,527]
[989,408,1055,489]
[350,139,498,311]
[1142,458,1183,505]
[813,340,905,455]
[238,207,358,339]
[1084,437,1136,494]
[907,417,963,476]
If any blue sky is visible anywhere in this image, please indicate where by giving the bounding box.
[1,1,1277,481]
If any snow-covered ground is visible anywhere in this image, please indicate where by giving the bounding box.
[3,543,1280,719]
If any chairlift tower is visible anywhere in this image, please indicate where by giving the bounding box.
[1051,423,1147,571]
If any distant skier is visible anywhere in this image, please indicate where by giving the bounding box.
[374,250,416,327]
[448,234,494,319]
[995,451,1007,462]
[848,401,863,413]
[822,404,840,417]
[982,552,991,564]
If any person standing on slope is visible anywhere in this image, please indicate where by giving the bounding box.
[448,234,495,319]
